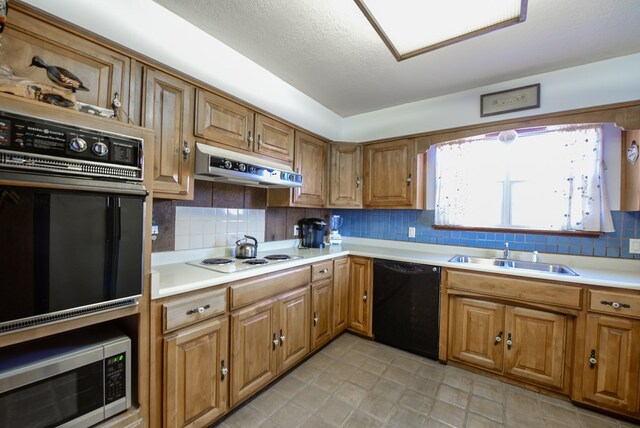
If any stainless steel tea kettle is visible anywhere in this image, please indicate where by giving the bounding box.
[235,235,258,259]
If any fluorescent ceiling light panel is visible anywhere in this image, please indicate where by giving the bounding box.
[355,0,527,61]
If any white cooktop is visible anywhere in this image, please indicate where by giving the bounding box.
[186,255,304,274]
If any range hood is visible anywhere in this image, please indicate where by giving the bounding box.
[194,143,302,188]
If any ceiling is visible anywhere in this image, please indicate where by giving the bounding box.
[153,0,640,118]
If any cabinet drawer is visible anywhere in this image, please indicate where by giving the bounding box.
[589,289,640,319]
[230,266,310,309]
[446,270,582,310]
[163,288,227,333]
[311,261,333,282]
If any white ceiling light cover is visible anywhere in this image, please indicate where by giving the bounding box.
[357,0,527,60]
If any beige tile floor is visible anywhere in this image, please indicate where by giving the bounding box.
[215,333,640,428]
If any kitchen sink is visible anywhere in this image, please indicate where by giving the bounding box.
[448,255,579,276]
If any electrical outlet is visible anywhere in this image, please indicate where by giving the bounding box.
[293,225,299,237]
[408,227,416,238]
[630,239,640,254]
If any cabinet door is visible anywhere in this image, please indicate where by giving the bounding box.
[230,299,278,407]
[621,130,640,211]
[4,6,130,119]
[503,306,567,389]
[254,114,294,164]
[311,279,333,350]
[582,314,640,412]
[144,68,194,199]
[195,89,255,152]
[277,287,311,372]
[291,132,327,207]
[328,144,363,208]
[332,258,350,335]
[363,139,417,208]
[348,257,373,337]
[450,298,504,372]
[164,316,228,428]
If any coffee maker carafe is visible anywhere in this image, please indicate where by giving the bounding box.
[300,218,326,248]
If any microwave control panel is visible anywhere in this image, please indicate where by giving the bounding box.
[104,352,127,404]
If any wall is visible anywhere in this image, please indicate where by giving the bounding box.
[333,209,640,260]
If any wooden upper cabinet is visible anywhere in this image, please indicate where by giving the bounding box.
[621,130,640,211]
[363,139,425,209]
[143,68,194,199]
[195,89,294,164]
[582,313,640,413]
[4,5,129,120]
[255,114,295,164]
[328,143,363,208]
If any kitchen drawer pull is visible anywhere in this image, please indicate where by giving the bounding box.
[406,174,412,184]
[279,329,285,346]
[319,268,329,274]
[273,333,278,350]
[313,311,318,326]
[186,304,210,316]
[506,333,513,350]
[363,291,368,301]
[589,349,597,368]
[356,176,361,188]
[600,300,630,309]
[494,331,503,345]
[257,134,264,149]
[247,131,253,147]
[221,360,228,381]
[182,141,191,160]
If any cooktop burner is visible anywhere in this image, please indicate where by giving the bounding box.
[243,258,268,265]
[264,254,292,260]
[202,258,234,265]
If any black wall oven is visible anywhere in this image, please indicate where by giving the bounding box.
[0,110,146,333]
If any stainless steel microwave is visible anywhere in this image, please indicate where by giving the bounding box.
[0,327,131,428]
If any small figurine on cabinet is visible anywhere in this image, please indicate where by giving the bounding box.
[29,56,89,93]
[0,0,8,34]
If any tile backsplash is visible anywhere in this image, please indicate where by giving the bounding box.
[175,207,266,251]
[333,209,640,259]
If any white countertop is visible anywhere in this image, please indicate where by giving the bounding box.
[151,238,640,299]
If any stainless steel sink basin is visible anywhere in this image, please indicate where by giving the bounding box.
[448,255,578,276]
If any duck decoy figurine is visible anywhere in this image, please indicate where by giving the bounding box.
[29,56,89,93]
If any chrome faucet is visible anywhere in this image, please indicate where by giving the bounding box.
[503,242,510,259]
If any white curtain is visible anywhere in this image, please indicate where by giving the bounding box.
[434,125,615,232]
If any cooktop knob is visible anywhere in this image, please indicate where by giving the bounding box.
[238,163,246,172]
[224,160,233,169]
[92,141,109,157]
[69,137,87,153]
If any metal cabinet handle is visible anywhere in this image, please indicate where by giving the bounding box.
[494,331,503,345]
[319,268,329,274]
[182,141,191,160]
[506,333,513,350]
[257,134,264,149]
[279,329,285,346]
[356,176,361,188]
[601,300,630,309]
[221,360,228,381]
[363,291,368,301]
[313,311,318,326]
[589,349,597,368]
[406,174,412,184]
[186,304,210,315]
[273,333,278,350]
[247,131,253,147]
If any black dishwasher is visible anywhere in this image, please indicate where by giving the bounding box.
[373,259,441,360]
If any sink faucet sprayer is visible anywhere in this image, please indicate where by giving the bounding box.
[503,242,510,259]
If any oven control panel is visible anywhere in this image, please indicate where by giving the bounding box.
[0,111,143,181]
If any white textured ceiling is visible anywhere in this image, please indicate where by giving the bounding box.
[153,0,640,117]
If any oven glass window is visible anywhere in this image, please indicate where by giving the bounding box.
[0,361,103,427]
[0,186,144,324]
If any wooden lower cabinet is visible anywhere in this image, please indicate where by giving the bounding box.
[163,316,229,428]
[581,313,640,413]
[332,258,350,335]
[230,286,310,407]
[449,297,568,390]
[311,279,333,350]
[347,257,373,337]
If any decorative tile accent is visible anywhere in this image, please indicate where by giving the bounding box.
[333,209,640,259]
[174,206,265,251]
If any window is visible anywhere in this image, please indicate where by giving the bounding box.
[434,124,614,232]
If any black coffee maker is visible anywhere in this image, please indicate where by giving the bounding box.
[300,218,326,248]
